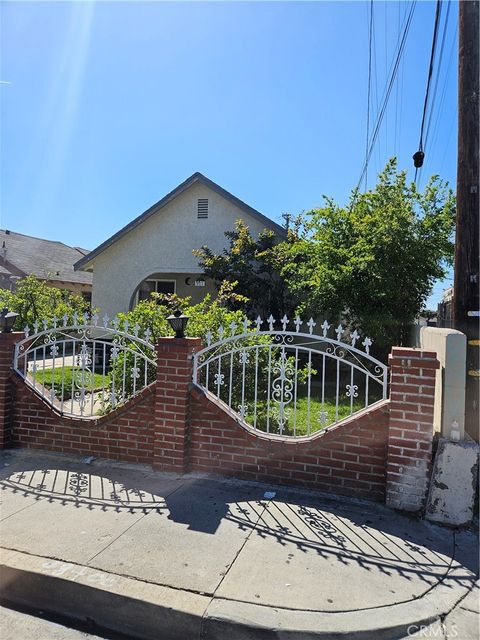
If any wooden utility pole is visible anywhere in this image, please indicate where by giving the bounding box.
[454,0,479,440]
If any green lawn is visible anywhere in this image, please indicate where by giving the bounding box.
[246,395,372,436]
[32,366,377,432]
[32,367,110,401]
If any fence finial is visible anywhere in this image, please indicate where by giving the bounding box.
[335,324,344,341]
[191,315,388,438]
[362,336,372,354]
[321,320,330,337]
[13,317,157,419]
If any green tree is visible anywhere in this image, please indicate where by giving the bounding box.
[0,275,91,331]
[194,219,299,318]
[115,281,248,343]
[277,159,456,347]
[110,283,252,399]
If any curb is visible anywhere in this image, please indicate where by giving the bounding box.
[1,548,476,640]
[0,548,208,640]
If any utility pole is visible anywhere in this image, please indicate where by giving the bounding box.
[282,213,292,232]
[454,0,479,440]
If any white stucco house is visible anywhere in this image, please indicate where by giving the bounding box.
[74,172,286,318]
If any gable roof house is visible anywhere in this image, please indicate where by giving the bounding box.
[0,229,92,299]
[74,172,286,319]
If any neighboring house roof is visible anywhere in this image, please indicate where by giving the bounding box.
[74,172,287,271]
[74,247,91,256]
[0,229,92,286]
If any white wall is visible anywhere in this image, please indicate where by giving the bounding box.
[90,182,274,318]
[420,327,467,438]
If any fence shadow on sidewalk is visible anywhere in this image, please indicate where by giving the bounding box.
[0,452,477,594]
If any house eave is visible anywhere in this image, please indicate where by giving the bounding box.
[74,172,287,272]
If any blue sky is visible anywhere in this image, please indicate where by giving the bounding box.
[1,1,457,307]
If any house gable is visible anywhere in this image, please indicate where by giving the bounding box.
[82,174,286,317]
[75,172,286,272]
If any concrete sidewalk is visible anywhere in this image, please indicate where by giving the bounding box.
[0,449,477,640]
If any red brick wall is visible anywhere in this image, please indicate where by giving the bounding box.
[153,337,202,472]
[0,332,18,447]
[1,333,440,510]
[386,347,439,512]
[10,375,156,464]
[189,386,390,502]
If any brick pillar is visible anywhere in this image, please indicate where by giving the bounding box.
[153,337,202,472]
[386,347,440,513]
[0,332,22,448]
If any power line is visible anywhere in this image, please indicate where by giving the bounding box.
[393,0,401,153]
[438,115,456,175]
[417,1,452,188]
[424,0,451,151]
[429,19,457,157]
[360,1,416,189]
[396,1,408,158]
[364,0,374,191]
[357,0,417,192]
[384,3,388,160]
[371,6,380,178]
[413,0,443,184]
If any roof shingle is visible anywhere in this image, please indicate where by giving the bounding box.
[0,230,92,286]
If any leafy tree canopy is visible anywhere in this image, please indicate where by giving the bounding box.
[277,158,456,345]
[109,282,251,399]
[194,159,455,348]
[194,220,298,318]
[115,281,248,343]
[0,275,91,330]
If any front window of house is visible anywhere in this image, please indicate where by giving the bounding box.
[136,279,176,304]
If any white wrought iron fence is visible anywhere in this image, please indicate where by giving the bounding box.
[193,315,388,437]
[13,313,156,419]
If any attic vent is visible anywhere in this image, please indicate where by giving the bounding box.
[197,198,208,219]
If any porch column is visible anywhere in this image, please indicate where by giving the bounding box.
[153,337,202,472]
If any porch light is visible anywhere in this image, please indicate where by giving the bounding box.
[0,308,19,333]
[167,309,189,339]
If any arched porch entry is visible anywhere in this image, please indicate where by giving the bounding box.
[129,272,216,309]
